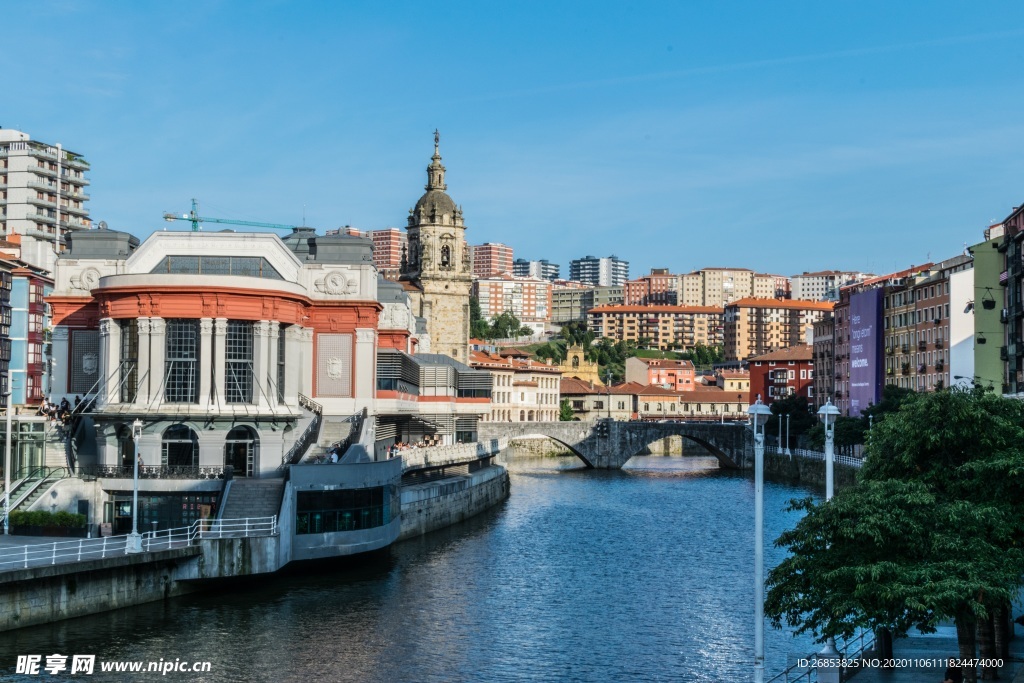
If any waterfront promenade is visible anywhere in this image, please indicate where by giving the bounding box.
[812,624,1024,683]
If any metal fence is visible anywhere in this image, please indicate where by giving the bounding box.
[770,446,865,469]
[0,516,277,572]
[766,630,876,683]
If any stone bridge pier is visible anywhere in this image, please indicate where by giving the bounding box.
[477,421,755,470]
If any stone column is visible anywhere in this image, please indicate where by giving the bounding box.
[213,318,227,408]
[50,327,69,399]
[97,318,121,408]
[267,321,280,405]
[354,328,376,407]
[252,320,271,408]
[199,318,213,409]
[283,325,304,406]
[299,328,314,398]
[148,318,166,406]
[134,318,152,407]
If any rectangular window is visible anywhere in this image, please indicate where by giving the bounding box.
[277,324,286,404]
[120,319,138,403]
[165,319,199,403]
[225,321,254,404]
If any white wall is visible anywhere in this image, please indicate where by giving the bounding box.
[949,267,974,388]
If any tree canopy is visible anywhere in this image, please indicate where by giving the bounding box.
[765,387,1024,680]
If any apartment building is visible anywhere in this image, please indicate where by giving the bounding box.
[625,356,696,391]
[748,345,814,406]
[998,204,1024,395]
[624,268,679,305]
[636,385,750,422]
[790,270,869,301]
[569,255,629,287]
[367,228,407,280]
[560,378,639,421]
[472,273,552,334]
[471,243,513,278]
[512,258,559,281]
[0,128,91,272]
[723,298,833,361]
[588,304,724,351]
[678,268,786,307]
[469,350,562,422]
[811,314,835,409]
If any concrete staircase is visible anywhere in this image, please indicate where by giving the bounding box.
[304,416,359,462]
[219,479,285,520]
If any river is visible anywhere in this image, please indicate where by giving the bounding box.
[1,455,823,682]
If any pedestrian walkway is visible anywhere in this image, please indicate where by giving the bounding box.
[848,624,1024,683]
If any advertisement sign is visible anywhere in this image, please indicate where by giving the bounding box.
[849,289,884,416]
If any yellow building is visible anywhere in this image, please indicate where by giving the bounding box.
[555,344,604,385]
[587,305,724,350]
[723,298,834,361]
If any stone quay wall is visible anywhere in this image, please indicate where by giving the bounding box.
[399,465,510,540]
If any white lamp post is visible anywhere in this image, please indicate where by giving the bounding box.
[3,387,11,535]
[816,398,842,683]
[817,399,841,500]
[785,413,791,457]
[126,418,143,553]
[748,397,772,683]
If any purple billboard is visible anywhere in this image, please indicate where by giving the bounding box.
[849,289,884,416]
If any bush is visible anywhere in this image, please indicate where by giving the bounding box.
[9,509,85,528]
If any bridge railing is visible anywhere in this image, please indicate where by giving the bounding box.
[770,446,864,469]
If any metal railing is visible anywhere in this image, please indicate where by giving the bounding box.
[78,465,226,480]
[766,630,876,683]
[282,394,323,467]
[0,515,278,572]
[770,447,864,469]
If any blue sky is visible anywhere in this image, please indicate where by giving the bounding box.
[4,1,1024,277]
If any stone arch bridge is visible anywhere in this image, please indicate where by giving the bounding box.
[477,420,755,470]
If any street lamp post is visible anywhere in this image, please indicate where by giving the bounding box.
[748,398,772,683]
[818,399,841,500]
[605,370,612,421]
[3,388,11,535]
[126,419,143,553]
[816,398,842,683]
[777,412,782,454]
[785,413,791,457]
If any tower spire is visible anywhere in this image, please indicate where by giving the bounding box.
[426,129,446,191]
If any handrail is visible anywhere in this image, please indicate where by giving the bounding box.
[298,393,322,414]
[765,630,876,683]
[5,467,70,517]
[0,515,278,572]
[281,401,322,467]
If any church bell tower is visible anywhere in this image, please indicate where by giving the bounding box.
[400,131,472,360]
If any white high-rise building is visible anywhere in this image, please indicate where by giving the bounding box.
[569,255,629,287]
[0,128,91,272]
[790,270,870,301]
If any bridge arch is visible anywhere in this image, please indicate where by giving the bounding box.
[615,431,741,469]
[501,432,599,469]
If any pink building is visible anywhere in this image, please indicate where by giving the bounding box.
[471,243,513,278]
[624,356,697,391]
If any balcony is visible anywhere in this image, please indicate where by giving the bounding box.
[30,165,57,178]
[885,346,894,355]
[28,212,56,225]
[901,364,911,376]
[1000,346,1009,361]
[935,339,944,349]
[901,344,910,353]
[918,341,927,351]
[1001,308,1010,324]
[918,364,927,373]
[935,362,945,372]
[27,179,56,192]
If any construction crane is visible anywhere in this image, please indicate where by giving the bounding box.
[163,198,303,232]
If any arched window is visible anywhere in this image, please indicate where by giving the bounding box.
[519,410,525,421]
[528,410,535,421]
[224,426,258,477]
[162,425,198,469]
[441,244,451,268]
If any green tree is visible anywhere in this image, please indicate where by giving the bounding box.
[765,388,1024,681]
[559,398,575,421]
[469,297,490,340]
